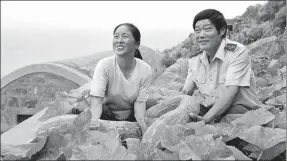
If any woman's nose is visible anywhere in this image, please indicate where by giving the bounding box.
[117,36,123,43]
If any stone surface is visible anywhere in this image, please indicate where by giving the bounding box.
[1,73,79,133]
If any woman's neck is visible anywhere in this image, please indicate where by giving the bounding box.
[116,55,135,70]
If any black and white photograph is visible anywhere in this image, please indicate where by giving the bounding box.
[1,1,286,160]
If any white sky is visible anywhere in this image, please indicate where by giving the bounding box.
[1,1,267,77]
[2,1,266,30]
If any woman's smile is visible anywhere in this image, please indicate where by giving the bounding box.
[116,46,124,51]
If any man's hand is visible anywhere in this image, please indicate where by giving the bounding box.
[203,86,239,124]
[189,113,206,125]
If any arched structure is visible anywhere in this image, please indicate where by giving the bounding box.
[1,46,163,133]
[1,62,91,89]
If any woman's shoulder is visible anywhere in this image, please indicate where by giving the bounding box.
[136,58,152,72]
[97,56,115,68]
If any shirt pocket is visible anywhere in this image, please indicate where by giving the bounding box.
[193,75,206,84]
[219,72,226,84]
[219,62,228,84]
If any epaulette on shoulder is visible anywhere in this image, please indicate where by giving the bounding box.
[189,50,202,58]
[224,43,237,52]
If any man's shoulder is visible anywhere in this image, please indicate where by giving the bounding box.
[189,50,203,59]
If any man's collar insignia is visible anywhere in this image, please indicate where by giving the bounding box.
[224,43,237,52]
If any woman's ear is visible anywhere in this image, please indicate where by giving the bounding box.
[136,41,140,48]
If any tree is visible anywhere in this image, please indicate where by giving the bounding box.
[272,6,286,30]
[241,4,262,20]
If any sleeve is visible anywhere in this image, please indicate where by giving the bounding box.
[225,48,252,87]
[89,60,108,97]
[183,59,196,91]
[136,67,152,102]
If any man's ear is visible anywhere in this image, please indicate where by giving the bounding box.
[219,27,226,37]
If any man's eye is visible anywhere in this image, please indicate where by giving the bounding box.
[204,28,211,31]
[123,35,129,38]
[195,29,200,33]
[114,35,119,39]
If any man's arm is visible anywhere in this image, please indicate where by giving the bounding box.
[89,96,104,119]
[181,81,196,96]
[134,100,148,133]
[203,85,239,124]
[201,48,252,123]
[182,59,196,95]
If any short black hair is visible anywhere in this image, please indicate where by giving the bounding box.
[193,9,227,38]
[113,23,143,60]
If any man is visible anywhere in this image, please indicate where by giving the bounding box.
[182,9,261,124]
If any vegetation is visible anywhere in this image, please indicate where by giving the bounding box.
[1,1,286,160]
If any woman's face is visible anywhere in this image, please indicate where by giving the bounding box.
[113,25,139,57]
[194,19,224,54]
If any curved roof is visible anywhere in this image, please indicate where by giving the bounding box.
[1,46,162,89]
[1,62,92,89]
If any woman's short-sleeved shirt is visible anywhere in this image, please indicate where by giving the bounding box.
[90,56,152,116]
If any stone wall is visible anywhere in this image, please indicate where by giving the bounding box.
[1,72,79,133]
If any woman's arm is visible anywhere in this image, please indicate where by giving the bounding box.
[134,100,148,134]
[89,96,104,119]
[89,59,108,119]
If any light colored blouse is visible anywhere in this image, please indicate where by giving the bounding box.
[90,56,152,120]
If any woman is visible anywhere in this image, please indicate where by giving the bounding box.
[89,23,152,133]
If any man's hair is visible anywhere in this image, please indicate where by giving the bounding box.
[193,9,227,38]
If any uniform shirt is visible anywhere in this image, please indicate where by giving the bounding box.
[183,38,261,110]
[90,56,152,120]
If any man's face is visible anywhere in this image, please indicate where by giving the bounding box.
[194,19,224,54]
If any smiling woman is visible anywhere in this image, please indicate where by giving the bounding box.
[80,23,153,134]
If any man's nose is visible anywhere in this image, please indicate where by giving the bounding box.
[199,30,206,38]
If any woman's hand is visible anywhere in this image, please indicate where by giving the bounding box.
[134,100,148,134]
[137,117,148,134]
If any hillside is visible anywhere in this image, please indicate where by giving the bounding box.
[152,0,286,110]
[1,1,286,160]
[55,45,163,79]
[159,1,286,63]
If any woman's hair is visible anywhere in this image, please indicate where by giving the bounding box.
[193,9,227,38]
[113,23,143,60]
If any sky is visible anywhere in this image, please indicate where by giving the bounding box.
[1,1,266,77]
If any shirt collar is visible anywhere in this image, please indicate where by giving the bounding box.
[200,39,226,62]
[213,38,226,61]
[200,51,207,62]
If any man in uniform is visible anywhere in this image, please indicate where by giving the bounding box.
[182,9,261,124]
